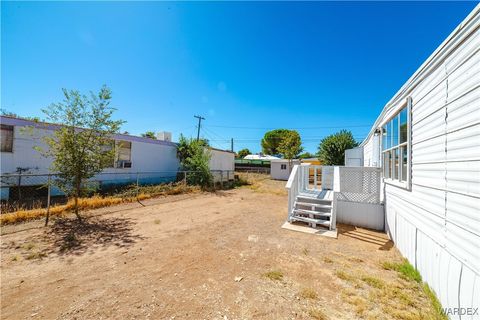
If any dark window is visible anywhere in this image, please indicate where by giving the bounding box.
[1,125,13,152]
[280,164,287,170]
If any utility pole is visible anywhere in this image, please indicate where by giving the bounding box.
[231,138,234,152]
[194,115,205,141]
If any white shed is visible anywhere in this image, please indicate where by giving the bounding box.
[270,159,301,180]
[208,147,235,182]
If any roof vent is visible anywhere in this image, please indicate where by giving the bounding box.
[156,131,172,142]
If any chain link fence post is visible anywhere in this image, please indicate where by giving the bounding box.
[45,174,51,226]
[136,172,140,200]
[183,171,187,186]
[221,171,224,190]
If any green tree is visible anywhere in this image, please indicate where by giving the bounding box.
[261,129,294,155]
[278,130,303,159]
[141,131,157,139]
[317,130,358,165]
[298,152,315,159]
[39,86,124,222]
[177,134,213,187]
[237,148,251,159]
[278,131,303,169]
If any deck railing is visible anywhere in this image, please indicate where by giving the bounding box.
[335,166,381,204]
[286,164,383,230]
[285,165,300,221]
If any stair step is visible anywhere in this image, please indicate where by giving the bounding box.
[293,208,331,218]
[296,195,332,204]
[291,216,331,227]
[295,201,332,210]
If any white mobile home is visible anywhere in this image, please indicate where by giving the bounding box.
[358,5,479,316]
[0,115,235,199]
[0,116,180,174]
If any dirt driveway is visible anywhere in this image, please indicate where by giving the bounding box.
[1,182,437,319]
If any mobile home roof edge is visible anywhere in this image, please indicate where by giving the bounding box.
[0,115,178,147]
[360,4,480,147]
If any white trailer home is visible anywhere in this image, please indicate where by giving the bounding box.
[0,115,233,200]
[357,5,479,317]
[0,115,180,199]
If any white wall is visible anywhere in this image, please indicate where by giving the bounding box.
[0,117,180,178]
[208,148,234,171]
[1,125,54,174]
[271,160,300,180]
[360,6,480,317]
[345,147,364,167]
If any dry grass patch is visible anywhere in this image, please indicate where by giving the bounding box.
[237,173,287,195]
[335,259,446,320]
[323,257,334,264]
[263,270,284,281]
[1,183,200,225]
[25,251,47,260]
[361,275,385,289]
[348,256,364,263]
[335,270,355,282]
[308,308,328,320]
[299,287,318,300]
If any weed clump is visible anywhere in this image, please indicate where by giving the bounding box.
[381,259,422,283]
[308,308,328,320]
[263,270,283,281]
[299,287,318,299]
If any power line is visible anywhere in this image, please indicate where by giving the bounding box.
[203,124,372,130]
[205,135,366,142]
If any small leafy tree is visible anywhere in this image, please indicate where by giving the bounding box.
[39,86,124,222]
[278,130,303,170]
[237,148,251,159]
[317,130,358,165]
[141,131,157,139]
[177,134,212,187]
[261,129,292,155]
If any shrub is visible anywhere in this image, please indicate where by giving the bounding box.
[317,130,357,165]
[177,135,213,188]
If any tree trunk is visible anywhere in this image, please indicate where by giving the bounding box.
[74,178,83,222]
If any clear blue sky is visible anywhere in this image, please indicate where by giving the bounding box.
[1,1,477,154]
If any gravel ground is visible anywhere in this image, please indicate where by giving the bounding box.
[1,182,436,319]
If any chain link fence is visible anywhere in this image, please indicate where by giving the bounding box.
[0,170,236,215]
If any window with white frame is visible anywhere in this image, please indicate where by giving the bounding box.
[381,100,410,187]
[280,164,287,170]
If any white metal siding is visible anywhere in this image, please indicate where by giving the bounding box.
[208,149,235,172]
[0,122,180,176]
[361,5,480,314]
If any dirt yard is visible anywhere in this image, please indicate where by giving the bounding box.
[1,178,439,319]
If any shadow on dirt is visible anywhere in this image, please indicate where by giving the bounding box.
[43,216,144,256]
[338,224,394,251]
